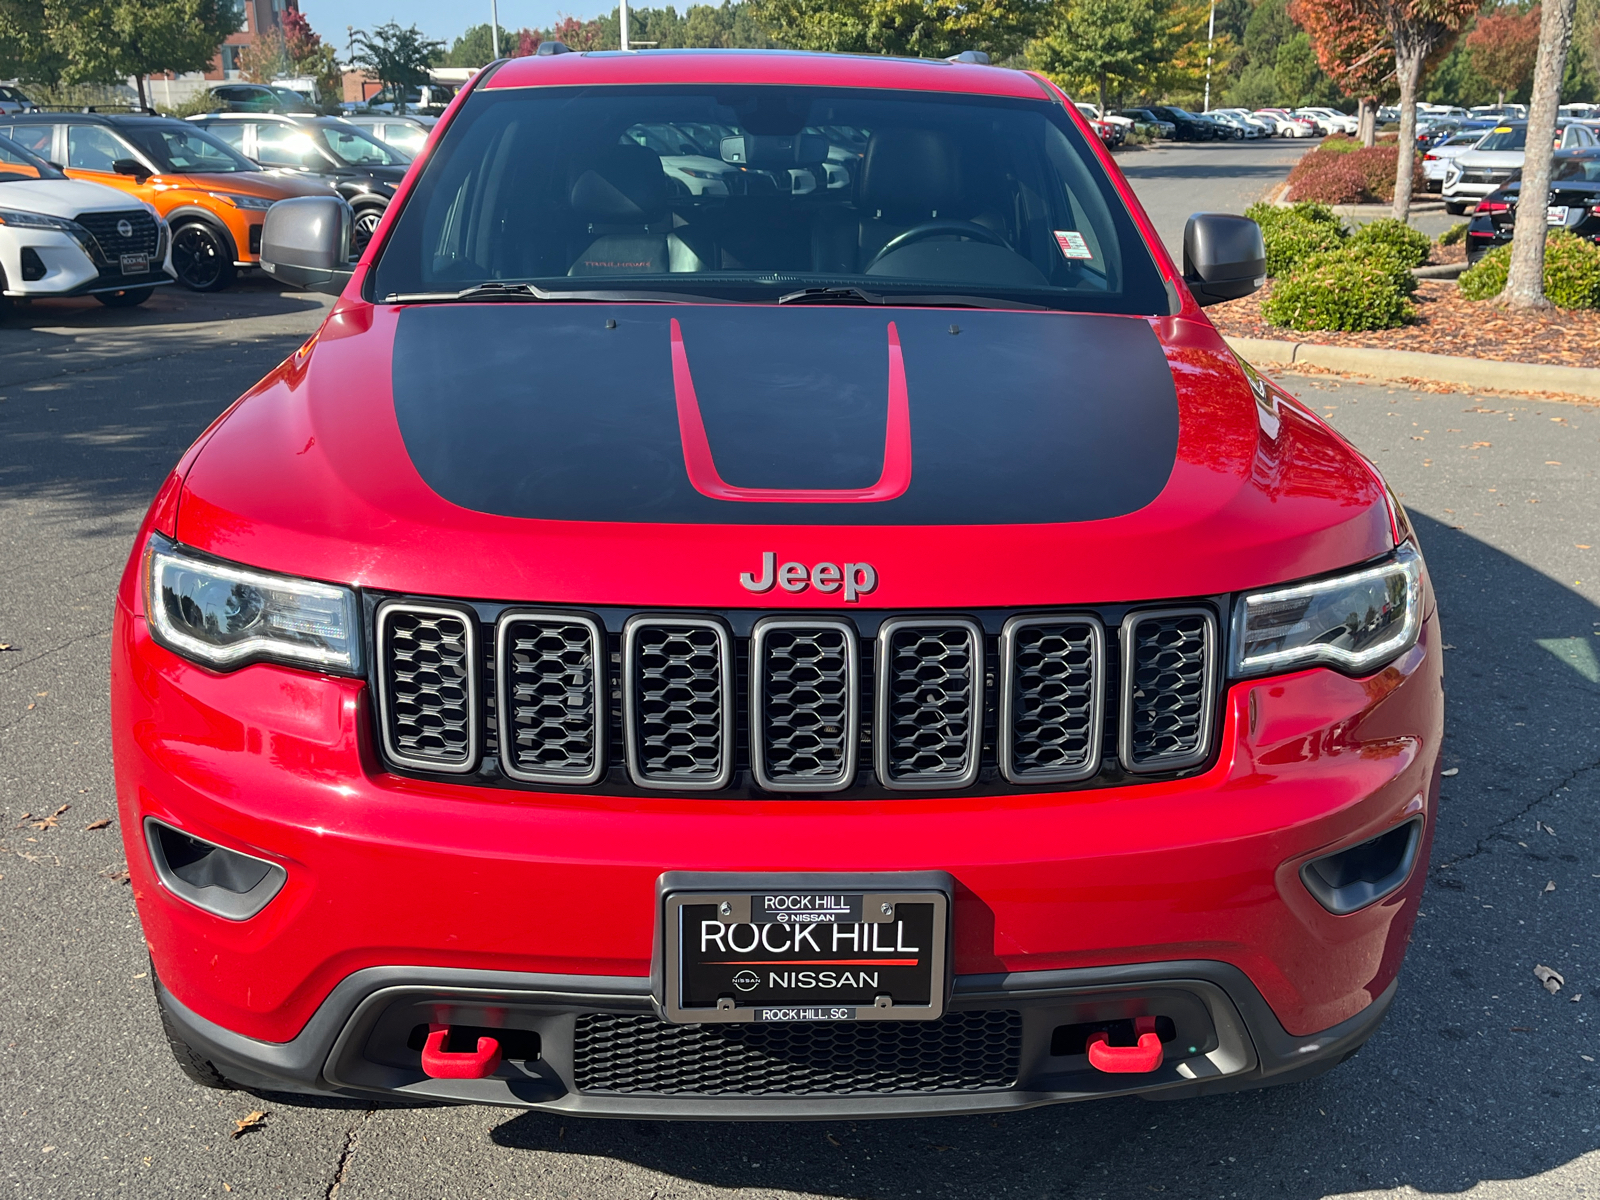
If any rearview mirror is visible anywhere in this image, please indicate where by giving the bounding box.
[1182,212,1266,306]
[112,158,150,181]
[259,195,354,295]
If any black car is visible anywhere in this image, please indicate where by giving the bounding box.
[1140,105,1217,142]
[187,113,410,249]
[1465,148,1600,264]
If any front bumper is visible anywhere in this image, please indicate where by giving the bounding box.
[155,958,1399,1118]
[0,228,173,298]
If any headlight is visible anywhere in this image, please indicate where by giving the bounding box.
[1230,543,1423,678]
[143,534,360,674]
[0,207,87,233]
[208,192,276,211]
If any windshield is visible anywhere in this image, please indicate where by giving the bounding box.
[0,131,64,180]
[129,124,260,173]
[1554,156,1600,182]
[371,85,1166,314]
[320,121,408,166]
[271,86,317,112]
[1476,126,1528,152]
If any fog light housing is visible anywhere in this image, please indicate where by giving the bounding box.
[1300,817,1422,914]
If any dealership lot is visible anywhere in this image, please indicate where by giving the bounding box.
[2,221,1598,1196]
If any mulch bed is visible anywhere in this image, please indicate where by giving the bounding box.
[1209,277,1600,369]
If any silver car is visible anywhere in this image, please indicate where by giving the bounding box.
[1443,120,1599,213]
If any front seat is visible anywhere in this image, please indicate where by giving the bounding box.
[855,128,964,265]
[567,142,707,276]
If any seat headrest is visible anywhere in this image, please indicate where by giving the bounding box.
[570,142,671,223]
[859,129,962,219]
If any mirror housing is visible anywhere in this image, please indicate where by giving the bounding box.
[1182,212,1266,306]
[260,196,354,295]
[112,157,150,181]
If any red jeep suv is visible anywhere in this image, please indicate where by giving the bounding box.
[114,48,1441,1118]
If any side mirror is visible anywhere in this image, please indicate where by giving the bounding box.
[1182,212,1266,306]
[260,195,354,295]
[112,158,150,181]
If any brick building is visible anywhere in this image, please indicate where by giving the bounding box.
[208,0,300,79]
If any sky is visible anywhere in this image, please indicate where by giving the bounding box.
[299,0,605,52]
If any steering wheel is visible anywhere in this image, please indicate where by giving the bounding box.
[863,219,1010,273]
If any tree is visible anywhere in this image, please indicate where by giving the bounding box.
[243,8,338,101]
[1030,0,1212,112]
[1291,0,1395,145]
[1498,0,1579,307]
[1468,4,1542,105]
[351,21,444,101]
[0,0,66,83]
[51,0,240,110]
[752,0,1049,60]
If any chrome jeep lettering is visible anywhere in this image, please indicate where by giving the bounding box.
[738,553,877,602]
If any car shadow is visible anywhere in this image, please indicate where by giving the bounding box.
[479,512,1600,1199]
[0,274,327,331]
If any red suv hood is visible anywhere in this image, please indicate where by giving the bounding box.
[175,300,1392,608]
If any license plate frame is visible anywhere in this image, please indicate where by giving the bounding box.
[1547,205,1569,226]
[659,872,951,1024]
[120,252,150,275]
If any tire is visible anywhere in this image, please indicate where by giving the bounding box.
[95,286,154,308]
[1445,201,1468,216]
[351,206,384,255]
[171,221,236,292]
[1233,128,1244,140]
[157,991,233,1090]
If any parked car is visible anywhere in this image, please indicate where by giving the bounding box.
[0,84,38,114]
[0,130,171,307]
[1205,110,1268,139]
[356,83,461,117]
[1253,108,1317,137]
[1291,107,1357,136]
[1421,130,1487,192]
[1117,108,1175,138]
[1469,103,1525,120]
[1141,104,1218,140]
[1464,148,1600,264]
[130,48,1440,1118]
[1415,118,1494,151]
[206,82,319,115]
[1442,119,1599,214]
[339,114,436,158]
[188,112,409,251]
[1,112,336,290]
[1075,103,1133,144]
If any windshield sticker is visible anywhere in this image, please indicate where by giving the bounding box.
[1053,230,1094,260]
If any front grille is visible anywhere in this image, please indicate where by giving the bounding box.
[74,209,159,271]
[875,619,983,790]
[1120,609,1217,773]
[375,602,478,772]
[572,1010,1021,1095]
[373,602,1222,794]
[623,617,734,790]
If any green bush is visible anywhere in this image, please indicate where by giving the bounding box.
[1317,133,1363,154]
[1459,233,1600,308]
[1305,243,1418,294]
[1348,218,1432,268]
[1242,202,1348,276]
[1438,221,1469,246]
[1261,254,1414,331]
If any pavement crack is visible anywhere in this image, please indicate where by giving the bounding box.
[1434,753,1600,871]
[327,1108,376,1200]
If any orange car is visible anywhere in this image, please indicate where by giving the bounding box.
[2,112,335,291]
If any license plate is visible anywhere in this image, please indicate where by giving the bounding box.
[1547,206,1569,225]
[120,252,149,275]
[662,882,949,1023]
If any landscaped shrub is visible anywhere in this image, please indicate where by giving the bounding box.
[1244,201,1348,276]
[1459,233,1600,308]
[1438,221,1469,246]
[1261,254,1414,330]
[1316,133,1363,154]
[1349,218,1432,268]
[1304,243,1418,294]
[1285,142,1424,204]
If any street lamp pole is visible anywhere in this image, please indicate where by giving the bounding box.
[621,0,630,50]
[1203,0,1216,111]
[491,0,500,57]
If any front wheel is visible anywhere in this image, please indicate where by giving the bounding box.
[95,286,154,308]
[171,222,236,292]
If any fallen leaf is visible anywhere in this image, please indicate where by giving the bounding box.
[1573,994,1583,1004]
[100,868,130,885]
[826,1133,842,1147]
[29,816,58,831]
[48,804,68,818]
[230,1111,267,1139]
[1441,767,1459,777]
[1471,441,1493,448]
[1538,820,1557,836]
[26,704,33,711]
[14,814,32,828]
[1544,881,1556,894]
[1535,965,1565,994]
[41,1145,54,1153]
[1511,1026,1532,1032]
[1546,461,1562,465]
[83,818,111,831]
[223,1186,232,1194]
[1579,545,1593,550]
[0,643,12,651]
[1583,1055,1595,1062]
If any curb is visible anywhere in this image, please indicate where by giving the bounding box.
[1413,262,1466,279]
[1224,336,1600,400]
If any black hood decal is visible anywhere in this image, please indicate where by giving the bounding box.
[391,305,1178,525]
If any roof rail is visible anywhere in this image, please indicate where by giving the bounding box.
[945,50,990,64]
[536,41,573,55]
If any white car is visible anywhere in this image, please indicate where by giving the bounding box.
[1254,109,1318,137]
[1294,107,1359,136]
[1421,131,1486,192]
[1207,109,1272,138]
[1076,103,1134,133]
[0,131,172,307]
[1442,120,1599,213]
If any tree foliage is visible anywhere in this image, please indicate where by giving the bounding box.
[351,21,444,98]
[1290,0,1394,99]
[1467,3,1542,102]
[1029,0,1216,111]
[242,7,339,100]
[753,0,1048,59]
[49,0,239,108]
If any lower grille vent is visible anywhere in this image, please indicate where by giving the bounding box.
[572,1011,1021,1095]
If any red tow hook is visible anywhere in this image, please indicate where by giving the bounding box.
[420,1024,502,1079]
[1086,1016,1164,1074]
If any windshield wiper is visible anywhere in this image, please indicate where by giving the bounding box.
[383,282,740,305]
[778,286,885,305]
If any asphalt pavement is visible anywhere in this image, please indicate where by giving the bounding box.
[1,161,1596,1199]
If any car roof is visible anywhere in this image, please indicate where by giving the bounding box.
[4,111,190,128]
[485,49,1051,101]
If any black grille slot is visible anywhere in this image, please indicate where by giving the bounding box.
[377,603,477,772]
[875,619,983,789]
[497,613,604,784]
[623,617,733,790]
[573,1011,1021,1095]
[750,619,857,791]
[74,209,159,269]
[1120,608,1216,772]
[1001,616,1103,783]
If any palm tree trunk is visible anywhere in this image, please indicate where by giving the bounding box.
[1390,46,1424,222]
[1498,0,1579,309]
